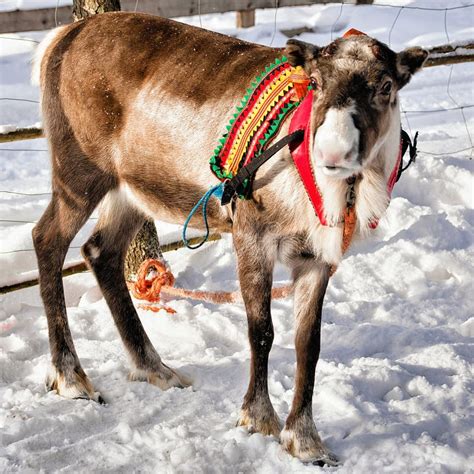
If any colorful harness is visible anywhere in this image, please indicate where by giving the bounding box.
[209,57,311,195]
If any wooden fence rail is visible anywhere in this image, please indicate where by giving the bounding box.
[0,0,371,34]
[0,126,43,143]
[0,233,222,294]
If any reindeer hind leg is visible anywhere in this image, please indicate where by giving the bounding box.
[82,188,191,390]
[33,173,112,402]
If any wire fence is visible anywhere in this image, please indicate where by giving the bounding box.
[0,0,473,261]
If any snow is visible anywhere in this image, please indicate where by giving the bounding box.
[0,0,72,12]
[1,1,473,472]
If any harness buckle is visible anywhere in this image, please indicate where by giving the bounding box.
[345,175,357,208]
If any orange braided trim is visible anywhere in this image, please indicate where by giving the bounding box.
[330,206,357,277]
[342,206,357,255]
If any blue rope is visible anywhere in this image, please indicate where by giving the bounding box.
[182,183,224,249]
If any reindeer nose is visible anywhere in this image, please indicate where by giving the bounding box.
[318,151,347,168]
[313,105,360,169]
[316,145,357,168]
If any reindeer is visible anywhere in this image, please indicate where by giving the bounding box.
[32,12,427,465]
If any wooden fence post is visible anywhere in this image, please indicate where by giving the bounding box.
[236,9,255,28]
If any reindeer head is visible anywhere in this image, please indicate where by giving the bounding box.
[285,34,427,180]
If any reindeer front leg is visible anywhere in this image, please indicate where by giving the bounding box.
[280,261,339,466]
[233,230,281,437]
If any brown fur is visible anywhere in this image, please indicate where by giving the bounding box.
[33,12,427,465]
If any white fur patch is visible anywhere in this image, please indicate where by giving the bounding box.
[120,183,165,221]
[280,426,332,463]
[314,105,360,174]
[99,187,136,222]
[31,26,66,87]
[100,185,159,225]
[46,365,100,401]
[129,366,192,390]
[87,245,101,259]
[355,101,401,234]
[309,223,344,264]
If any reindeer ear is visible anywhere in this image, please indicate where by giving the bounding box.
[285,39,320,67]
[396,47,428,88]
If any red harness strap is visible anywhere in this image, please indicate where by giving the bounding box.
[387,139,404,196]
[289,90,331,225]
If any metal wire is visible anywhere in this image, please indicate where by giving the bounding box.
[0,148,48,152]
[388,6,403,47]
[419,147,473,156]
[0,191,51,196]
[443,8,473,159]
[403,105,474,114]
[373,3,473,11]
[0,246,82,255]
[198,0,202,28]
[331,0,344,41]
[54,0,60,27]
[0,36,39,44]
[0,218,98,224]
[0,98,40,104]
[269,0,279,47]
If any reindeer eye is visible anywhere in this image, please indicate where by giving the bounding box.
[381,81,392,95]
[310,77,318,89]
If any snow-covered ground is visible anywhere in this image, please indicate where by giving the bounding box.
[0,1,473,472]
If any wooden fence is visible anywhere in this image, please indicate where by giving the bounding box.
[0,0,372,34]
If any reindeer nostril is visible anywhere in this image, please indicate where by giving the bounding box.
[345,149,356,161]
[319,153,342,167]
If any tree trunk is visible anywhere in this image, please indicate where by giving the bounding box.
[72,0,162,280]
[124,220,164,279]
[73,0,121,20]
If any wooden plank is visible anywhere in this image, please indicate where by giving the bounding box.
[424,53,474,68]
[0,263,88,295]
[0,6,73,33]
[0,127,43,143]
[424,41,474,67]
[120,0,334,18]
[0,0,349,34]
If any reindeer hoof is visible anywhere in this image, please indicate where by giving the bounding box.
[237,406,282,437]
[280,426,340,466]
[128,363,192,390]
[46,366,103,403]
[310,451,340,467]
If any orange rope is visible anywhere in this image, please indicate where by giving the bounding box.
[127,259,293,313]
[131,206,358,312]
